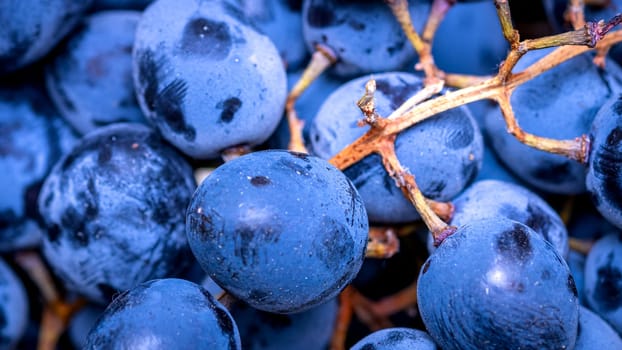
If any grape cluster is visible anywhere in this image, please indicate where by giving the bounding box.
[2,0,622,349]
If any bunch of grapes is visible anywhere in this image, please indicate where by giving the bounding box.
[3,0,622,349]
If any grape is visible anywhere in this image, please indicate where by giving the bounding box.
[567,250,587,305]
[575,305,622,349]
[132,0,287,159]
[0,0,93,75]
[586,95,622,230]
[233,0,308,71]
[350,327,437,350]
[0,258,29,348]
[45,10,147,135]
[230,297,338,350]
[186,150,368,313]
[446,179,569,258]
[418,218,579,350]
[84,278,241,349]
[309,72,482,223]
[485,48,622,194]
[0,83,78,252]
[584,232,622,334]
[37,123,196,303]
[68,303,106,349]
[432,1,508,75]
[301,0,430,77]
[91,0,154,10]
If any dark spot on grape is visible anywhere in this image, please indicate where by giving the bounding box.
[386,329,406,342]
[290,151,310,161]
[360,344,375,350]
[593,126,622,216]
[181,18,232,59]
[0,210,16,230]
[97,283,118,302]
[60,206,88,245]
[234,222,280,266]
[279,158,311,176]
[496,223,533,262]
[375,78,422,110]
[594,252,622,310]
[217,97,242,123]
[136,49,164,113]
[307,4,337,27]
[530,161,572,184]
[568,274,578,297]
[386,40,405,56]
[424,180,446,199]
[541,269,551,280]
[315,217,353,270]
[213,306,238,350]
[347,19,365,31]
[47,224,61,243]
[187,210,223,242]
[0,29,37,72]
[286,0,303,11]
[462,159,478,187]
[250,176,271,186]
[612,96,622,115]
[154,79,196,142]
[422,260,431,274]
[445,118,475,149]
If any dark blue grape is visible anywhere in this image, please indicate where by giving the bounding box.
[432,1,508,75]
[0,0,93,74]
[309,72,482,223]
[84,278,241,349]
[567,250,587,305]
[234,0,308,71]
[485,48,622,194]
[350,327,437,350]
[301,0,430,77]
[0,258,29,349]
[68,303,106,349]
[46,10,147,135]
[584,232,622,334]
[418,218,579,350]
[186,150,368,313]
[0,84,78,252]
[133,0,287,159]
[586,95,622,230]
[37,123,196,303]
[575,305,622,349]
[447,179,569,258]
[230,297,338,350]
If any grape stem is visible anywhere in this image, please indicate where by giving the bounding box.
[330,286,354,350]
[329,7,622,243]
[365,226,400,259]
[285,44,337,153]
[385,0,486,88]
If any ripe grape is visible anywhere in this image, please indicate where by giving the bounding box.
[0,258,29,348]
[37,123,196,303]
[310,72,482,223]
[575,305,622,349]
[186,150,368,313]
[132,0,287,159]
[84,278,241,349]
[418,218,579,350]
[350,327,437,350]
[46,10,147,135]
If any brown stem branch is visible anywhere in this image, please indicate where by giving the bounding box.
[330,287,354,350]
[285,45,337,153]
[495,0,520,46]
[565,0,586,30]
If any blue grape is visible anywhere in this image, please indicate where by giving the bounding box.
[133,0,287,159]
[0,0,93,74]
[584,232,622,334]
[37,123,196,303]
[309,72,482,223]
[432,1,508,75]
[84,278,241,349]
[485,48,622,194]
[301,0,430,78]
[575,305,622,349]
[68,303,106,349]
[586,95,622,230]
[418,218,579,350]
[233,0,308,71]
[0,258,29,348]
[447,179,569,258]
[91,0,154,10]
[350,327,437,350]
[46,10,147,135]
[567,250,587,305]
[186,150,368,313]
[230,297,338,350]
[0,83,78,252]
